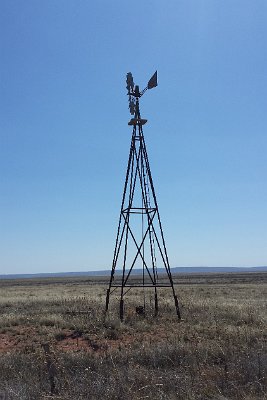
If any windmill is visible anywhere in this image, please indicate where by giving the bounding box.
[105,71,181,321]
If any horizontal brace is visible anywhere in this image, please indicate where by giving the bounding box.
[109,284,174,288]
[122,208,156,214]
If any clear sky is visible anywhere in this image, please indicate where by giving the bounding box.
[1,1,266,274]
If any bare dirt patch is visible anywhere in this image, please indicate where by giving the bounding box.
[0,324,171,355]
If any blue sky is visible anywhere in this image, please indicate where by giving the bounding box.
[1,1,266,274]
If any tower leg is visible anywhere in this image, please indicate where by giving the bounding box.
[105,288,110,313]
[119,299,124,321]
[154,289,158,316]
[169,274,181,320]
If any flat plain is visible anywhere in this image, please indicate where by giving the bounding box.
[0,272,266,399]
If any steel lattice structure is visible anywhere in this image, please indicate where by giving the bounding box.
[105,72,181,321]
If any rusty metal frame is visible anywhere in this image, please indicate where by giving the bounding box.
[105,78,181,321]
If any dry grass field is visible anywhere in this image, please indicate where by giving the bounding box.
[0,272,266,399]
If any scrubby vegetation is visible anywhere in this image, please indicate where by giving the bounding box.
[0,273,266,399]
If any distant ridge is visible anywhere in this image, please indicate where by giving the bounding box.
[0,266,266,280]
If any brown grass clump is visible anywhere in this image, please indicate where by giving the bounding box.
[0,273,266,399]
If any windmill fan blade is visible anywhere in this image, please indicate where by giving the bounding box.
[147,71,158,89]
[126,72,134,92]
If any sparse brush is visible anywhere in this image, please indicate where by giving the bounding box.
[0,273,266,399]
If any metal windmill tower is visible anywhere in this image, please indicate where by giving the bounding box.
[105,72,181,321]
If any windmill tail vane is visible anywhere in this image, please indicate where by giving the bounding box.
[147,71,158,89]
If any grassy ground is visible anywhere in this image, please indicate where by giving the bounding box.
[0,273,266,399]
